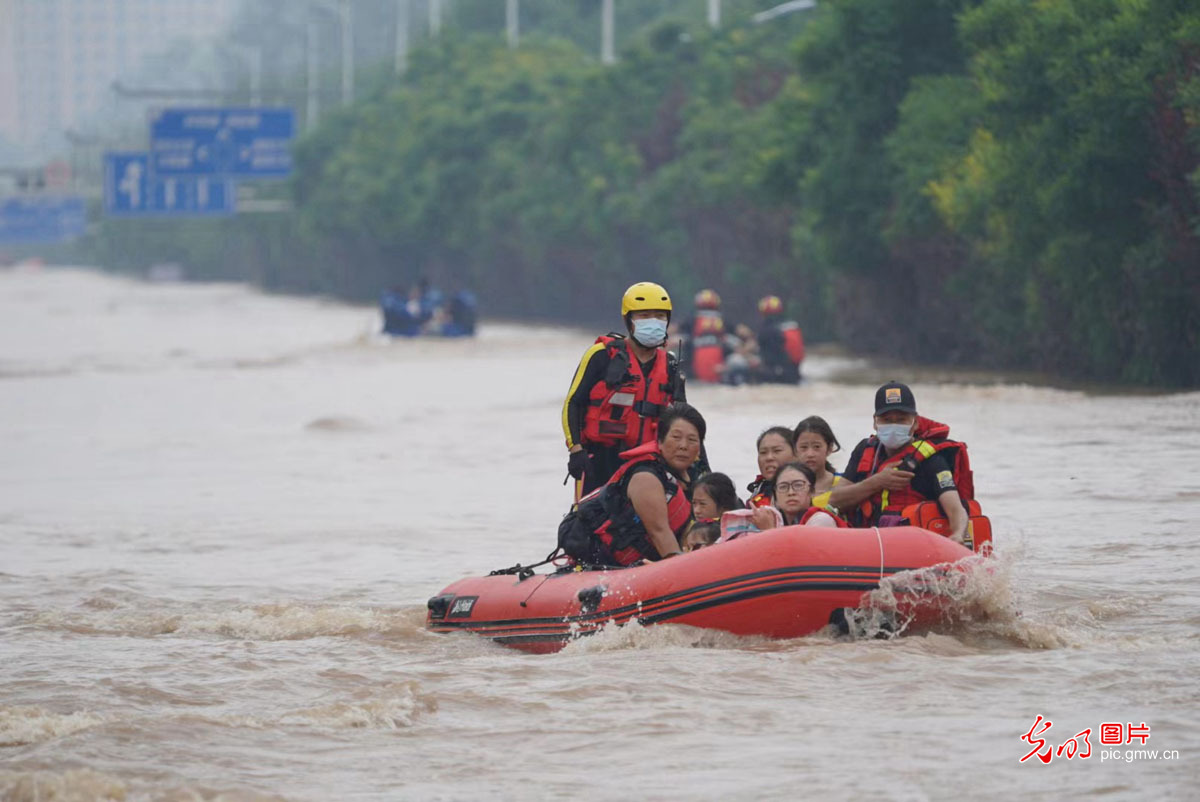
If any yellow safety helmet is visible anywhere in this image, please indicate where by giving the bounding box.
[758,295,784,316]
[694,288,721,310]
[621,281,672,317]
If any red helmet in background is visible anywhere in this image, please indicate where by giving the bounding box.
[694,289,721,310]
[758,295,784,316]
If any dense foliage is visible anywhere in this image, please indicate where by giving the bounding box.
[82,0,1200,386]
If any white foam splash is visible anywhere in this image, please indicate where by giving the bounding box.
[275,682,435,730]
[847,552,1014,634]
[182,603,416,640]
[0,706,106,747]
[30,603,425,641]
[0,768,292,801]
[0,769,127,802]
[0,685,434,752]
[561,619,761,653]
[841,548,1086,649]
[181,683,435,732]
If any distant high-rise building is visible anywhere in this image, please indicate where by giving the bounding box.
[0,0,236,162]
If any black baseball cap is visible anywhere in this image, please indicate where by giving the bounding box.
[874,381,917,415]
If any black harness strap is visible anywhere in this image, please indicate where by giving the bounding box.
[489,546,564,581]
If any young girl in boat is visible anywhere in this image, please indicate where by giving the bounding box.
[747,426,796,507]
[682,521,721,552]
[792,415,852,510]
[691,472,743,523]
[719,462,841,542]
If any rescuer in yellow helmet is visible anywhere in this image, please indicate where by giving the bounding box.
[562,282,688,497]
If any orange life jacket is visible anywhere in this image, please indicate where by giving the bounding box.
[900,499,994,555]
[582,335,676,449]
[798,506,849,527]
[850,417,974,526]
[780,320,804,365]
[592,442,694,565]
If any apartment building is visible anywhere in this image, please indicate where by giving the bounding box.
[0,0,236,161]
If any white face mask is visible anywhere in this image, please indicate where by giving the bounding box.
[876,423,913,450]
[631,318,668,348]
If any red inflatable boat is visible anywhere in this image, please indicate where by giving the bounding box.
[427,526,980,653]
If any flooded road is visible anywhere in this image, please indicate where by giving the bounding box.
[1,267,1198,800]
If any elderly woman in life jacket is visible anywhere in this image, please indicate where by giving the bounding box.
[573,403,706,566]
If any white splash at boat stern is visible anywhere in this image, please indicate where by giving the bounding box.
[843,543,1039,643]
[560,617,768,654]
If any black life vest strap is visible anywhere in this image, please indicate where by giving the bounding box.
[632,400,666,417]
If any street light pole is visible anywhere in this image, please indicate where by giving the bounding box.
[506,0,518,49]
[307,18,320,127]
[225,44,264,105]
[247,46,263,105]
[601,0,614,65]
[395,0,410,74]
[430,0,442,35]
[340,0,354,105]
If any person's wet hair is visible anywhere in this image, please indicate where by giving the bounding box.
[756,425,795,450]
[685,521,721,550]
[775,461,817,488]
[693,472,742,515]
[658,402,707,443]
[793,415,840,474]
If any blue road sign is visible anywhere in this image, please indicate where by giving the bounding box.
[149,107,294,178]
[0,196,87,243]
[104,152,235,217]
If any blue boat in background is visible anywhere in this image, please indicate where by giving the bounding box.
[381,280,476,338]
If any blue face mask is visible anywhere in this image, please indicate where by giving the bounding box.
[876,423,913,451]
[631,318,668,348]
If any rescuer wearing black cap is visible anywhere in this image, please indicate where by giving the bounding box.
[827,381,969,542]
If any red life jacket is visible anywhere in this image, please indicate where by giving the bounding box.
[746,476,773,509]
[850,417,974,526]
[582,335,676,449]
[691,340,724,384]
[780,320,804,365]
[690,312,725,383]
[799,506,849,527]
[592,442,694,565]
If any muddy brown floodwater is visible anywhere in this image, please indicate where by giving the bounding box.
[1,267,1197,801]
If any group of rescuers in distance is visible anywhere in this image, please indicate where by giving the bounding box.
[558,281,981,568]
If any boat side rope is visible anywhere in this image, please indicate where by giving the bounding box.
[872,527,884,581]
[489,546,564,580]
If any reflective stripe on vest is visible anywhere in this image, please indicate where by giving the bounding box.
[854,438,946,525]
[879,440,937,512]
[582,337,674,449]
